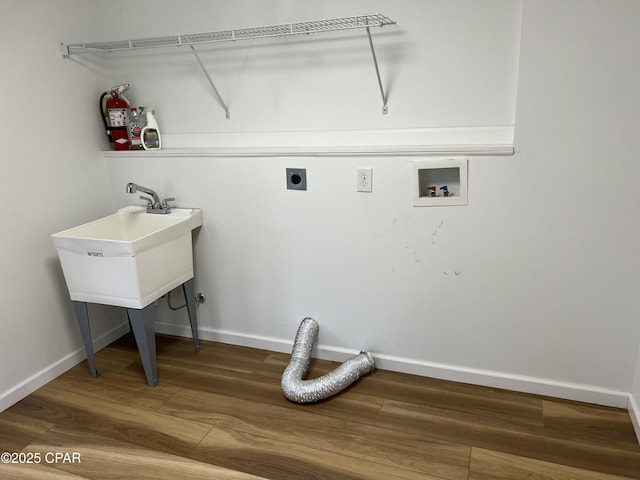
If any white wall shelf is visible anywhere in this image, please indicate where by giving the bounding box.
[61,14,396,118]
[61,14,395,53]
[100,126,514,157]
[102,145,512,159]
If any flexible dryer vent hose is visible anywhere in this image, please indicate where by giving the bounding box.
[281,317,375,403]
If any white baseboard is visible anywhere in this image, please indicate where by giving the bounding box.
[155,322,630,409]
[3,319,633,420]
[373,353,629,408]
[629,394,640,445]
[2,319,634,428]
[0,321,129,413]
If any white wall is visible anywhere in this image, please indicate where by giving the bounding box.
[2,0,639,414]
[90,0,520,146]
[505,0,640,403]
[0,1,128,411]
[104,0,640,408]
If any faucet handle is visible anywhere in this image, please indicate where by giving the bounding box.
[139,195,154,207]
[162,197,175,207]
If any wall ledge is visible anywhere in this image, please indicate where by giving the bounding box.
[103,144,514,158]
[103,126,514,158]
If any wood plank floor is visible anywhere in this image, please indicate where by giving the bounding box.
[1,333,639,479]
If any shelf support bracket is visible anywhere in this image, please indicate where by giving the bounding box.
[365,27,388,115]
[188,43,230,120]
[59,43,70,59]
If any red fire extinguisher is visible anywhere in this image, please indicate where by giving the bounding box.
[100,84,131,151]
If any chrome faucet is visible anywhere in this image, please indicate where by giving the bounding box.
[126,182,174,214]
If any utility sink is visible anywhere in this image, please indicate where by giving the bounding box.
[52,205,202,309]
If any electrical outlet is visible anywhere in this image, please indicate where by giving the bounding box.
[357,167,373,193]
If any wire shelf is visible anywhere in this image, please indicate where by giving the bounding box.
[63,14,395,55]
[61,14,396,117]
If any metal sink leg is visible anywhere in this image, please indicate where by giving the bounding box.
[73,301,99,378]
[182,278,200,352]
[127,306,158,387]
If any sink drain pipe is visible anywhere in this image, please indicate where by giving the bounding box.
[281,317,375,403]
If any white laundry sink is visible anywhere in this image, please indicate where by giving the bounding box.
[51,206,202,309]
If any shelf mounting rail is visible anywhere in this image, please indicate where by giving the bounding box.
[61,14,396,118]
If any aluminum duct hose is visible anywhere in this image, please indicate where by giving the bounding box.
[281,317,375,403]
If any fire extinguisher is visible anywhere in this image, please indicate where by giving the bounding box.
[100,84,131,151]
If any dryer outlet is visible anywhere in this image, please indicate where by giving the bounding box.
[286,168,307,190]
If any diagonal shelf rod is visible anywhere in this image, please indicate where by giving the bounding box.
[61,14,396,118]
[366,27,388,115]
[187,43,230,120]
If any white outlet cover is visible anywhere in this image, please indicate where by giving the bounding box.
[357,167,373,193]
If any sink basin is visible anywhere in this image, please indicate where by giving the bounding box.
[52,206,202,309]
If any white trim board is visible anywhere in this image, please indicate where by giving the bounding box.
[155,322,631,409]
[0,321,130,413]
[102,126,515,157]
[103,144,514,158]
[161,126,514,150]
